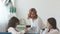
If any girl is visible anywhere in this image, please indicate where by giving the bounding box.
[26,8,45,34]
[42,17,59,34]
[7,16,26,34]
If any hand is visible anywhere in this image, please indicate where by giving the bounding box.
[47,22,52,29]
[24,28,28,32]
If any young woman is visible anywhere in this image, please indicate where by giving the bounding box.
[7,16,26,34]
[26,8,45,34]
[42,17,59,34]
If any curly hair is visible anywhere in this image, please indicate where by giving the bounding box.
[6,16,20,32]
[28,8,38,19]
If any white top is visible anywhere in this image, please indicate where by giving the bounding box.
[26,17,45,33]
[42,28,59,34]
[8,27,25,34]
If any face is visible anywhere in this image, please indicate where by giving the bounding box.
[16,22,20,26]
[47,22,52,29]
[30,11,36,18]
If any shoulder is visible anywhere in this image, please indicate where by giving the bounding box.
[8,27,15,32]
[52,29,59,32]
[43,29,59,34]
[50,29,59,34]
[37,16,43,22]
[8,27,14,30]
[37,16,42,20]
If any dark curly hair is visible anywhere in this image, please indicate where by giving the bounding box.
[6,16,20,32]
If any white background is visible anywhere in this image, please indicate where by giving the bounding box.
[15,0,60,29]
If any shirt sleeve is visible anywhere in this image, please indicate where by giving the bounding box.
[49,30,59,34]
[8,27,25,34]
[38,17,46,30]
[37,17,46,34]
[43,29,59,34]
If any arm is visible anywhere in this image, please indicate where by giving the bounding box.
[42,28,49,34]
[38,17,46,29]
[37,17,46,34]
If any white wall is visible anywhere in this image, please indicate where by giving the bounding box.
[15,0,60,29]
